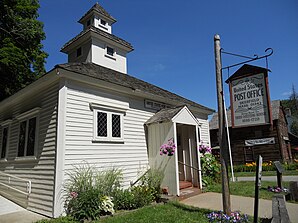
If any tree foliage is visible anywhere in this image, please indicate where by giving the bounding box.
[0,0,48,101]
[282,84,298,135]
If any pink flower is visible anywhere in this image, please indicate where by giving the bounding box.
[70,191,78,198]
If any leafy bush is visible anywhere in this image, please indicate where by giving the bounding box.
[94,168,122,196]
[66,188,102,221]
[113,169,163,211]
[113,188,136,210]
[199,145,220,187]
[63,164,121,221]
[139,169,164,201]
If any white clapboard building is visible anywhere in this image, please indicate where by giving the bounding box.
[0,3,214,217]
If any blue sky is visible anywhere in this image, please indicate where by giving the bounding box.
[38,0,298,111]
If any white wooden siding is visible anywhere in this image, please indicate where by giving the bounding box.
[0,83,59,217]
[63,81,154,189]
[147,122,177,195]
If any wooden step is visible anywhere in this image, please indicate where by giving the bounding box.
[179,181,192,190]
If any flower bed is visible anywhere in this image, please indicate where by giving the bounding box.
[206,210,248,223]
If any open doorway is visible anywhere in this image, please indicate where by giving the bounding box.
[177,124,199,190]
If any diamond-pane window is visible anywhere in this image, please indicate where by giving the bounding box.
[18,117,37,157]
[112,114,121,138]
[97,112,108,137]
[94,109,124,141]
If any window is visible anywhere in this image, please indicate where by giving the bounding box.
[101,19,106,26]
[1,127,9,159]
[94,110,123,142]
[106,46,114,56]
[76,47,82,57]
[244,147,254,162]
[86,19,91,27]
[17,117,37,157]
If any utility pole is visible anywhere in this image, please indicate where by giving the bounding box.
[214,34,231,215]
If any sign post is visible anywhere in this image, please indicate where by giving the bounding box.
[253,155,263,223]
[214,34,231,216]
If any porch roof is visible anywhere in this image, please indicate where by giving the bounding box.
[145,106,183,125]
[145,105,200,126]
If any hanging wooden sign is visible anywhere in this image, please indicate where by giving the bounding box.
[226,64,272,128]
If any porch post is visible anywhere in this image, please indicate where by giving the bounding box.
[195,126,202,189]
[173,122,180,196]
[188,138,194,184]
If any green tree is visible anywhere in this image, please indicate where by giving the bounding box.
[0,0,48,101]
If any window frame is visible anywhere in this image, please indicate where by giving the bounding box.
[89,100,129,143]
[0,120,11,161]
[15,108,40,159]
[93,109,124,142]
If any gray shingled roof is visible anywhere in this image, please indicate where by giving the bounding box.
[56,62,214,113]
[209,100,281,130]
[61,26,133,52]
[79,3,116,24]
[145,106,184,125]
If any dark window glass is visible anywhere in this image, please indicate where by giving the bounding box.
[107,47,114,56]
[112,114,121,138]
[244,147,254,162]
[18,121,27,157]
[87,19,91,27]
[97,112,107,137]
[26,117,36,156]
[76,47,82,57]
[1,127,8,158]
[197,128,201,142]
[101,19,106,26]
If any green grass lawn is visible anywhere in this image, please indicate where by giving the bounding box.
[206,181,289,200]
[99,202,211,223]
[36,202,211,223]
[234,170,298,177]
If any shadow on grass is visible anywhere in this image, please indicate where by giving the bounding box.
[260,218,272,223]
[171,201,211,214]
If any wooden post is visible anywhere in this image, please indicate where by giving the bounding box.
[254,155,262,223]
[214,34,231,215]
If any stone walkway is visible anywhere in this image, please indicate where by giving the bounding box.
[0,196,47,223]
[181,192,298,223]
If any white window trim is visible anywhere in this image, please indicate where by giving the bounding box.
[90,102,128,143]
[93,109,124,142]
[0,120,11,161]
[15,108,40,160]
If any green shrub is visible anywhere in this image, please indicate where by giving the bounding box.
[63,164,121,221]
[131,185,155,208]
[200,153,220,187]
[113,188,136,210]
[139,169,164,201]
[113,186,155,211]
[66,188,102,221]
[94,168,122,196]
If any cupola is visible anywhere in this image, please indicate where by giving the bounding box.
[61,3,133,74]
